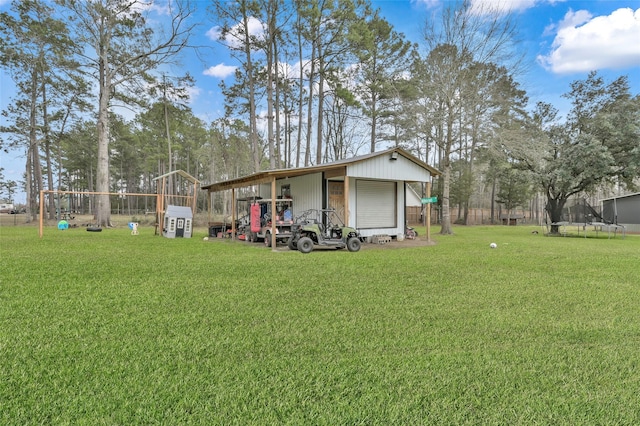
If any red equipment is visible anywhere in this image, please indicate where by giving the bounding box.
[250,203,261,232]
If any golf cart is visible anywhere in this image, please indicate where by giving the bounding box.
[239,198,294,247]
[287,208,362,253]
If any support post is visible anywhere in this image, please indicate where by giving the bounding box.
[39,190,44,239]
[231,188,236,240]
[156,192,161,235]
[207,191,211,229]
[426,180,432,243]
[344,177,350,226]
[157,176,166,236]
[192,181,198,213]
[271,178,277,250]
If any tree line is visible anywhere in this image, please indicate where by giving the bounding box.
[1,0,638,232]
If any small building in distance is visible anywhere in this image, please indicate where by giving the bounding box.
[602,192,640,233]
[500,214,525,226]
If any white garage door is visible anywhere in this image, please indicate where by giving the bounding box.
[356,180,396,228]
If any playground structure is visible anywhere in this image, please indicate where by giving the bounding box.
[546,198,626,238]
[38,170,199,238]
[152,170,199,236]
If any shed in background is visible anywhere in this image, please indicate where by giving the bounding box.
[602,192,640,233]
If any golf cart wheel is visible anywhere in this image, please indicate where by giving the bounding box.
[297,237,314,254]
[287,237,297,250]
[347,237,361,252]
[264,231,272,247]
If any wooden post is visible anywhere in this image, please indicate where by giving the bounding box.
[207,191,211,230]
[426,180,432,242]
[39,190,44,239]
[191,181,197,213]
[155,192,161,236]
[157,176,166,236]
[344,177,350,226]
[271,178,277,250]
[231,188,236,240]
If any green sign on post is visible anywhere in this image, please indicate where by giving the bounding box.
[421,196,438,204]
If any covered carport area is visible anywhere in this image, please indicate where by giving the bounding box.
[201,164,353,249]
[201,148,441,250]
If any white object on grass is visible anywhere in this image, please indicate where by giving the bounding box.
[490,242,497,248]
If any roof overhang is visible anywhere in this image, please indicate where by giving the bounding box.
[201,147,441,193]
[601,192,640,201]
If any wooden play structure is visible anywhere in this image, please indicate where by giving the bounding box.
[152,170,200,236]
[38,170,199,238]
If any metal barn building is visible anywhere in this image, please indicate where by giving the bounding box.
[602,192,640,233]
[202,147,441,245]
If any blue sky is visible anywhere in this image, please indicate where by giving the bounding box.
[187,0,640,122]
[1,0,639,203]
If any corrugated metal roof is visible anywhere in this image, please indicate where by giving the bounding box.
[601,192,640,201]
[165,205,193,218]
[201,147,440,192]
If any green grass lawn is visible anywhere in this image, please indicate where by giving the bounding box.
[1,224,639,424]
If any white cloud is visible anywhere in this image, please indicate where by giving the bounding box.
[203,64,237,78]
[206,26,222,41]
[185,85,201,103]
[469,0,538,15]
[541,9,592,37]
[538,8,640,73]
[415,0,566,14]
[149,3,171,16]
[205,17,264,49]
[560,8,593,29]
[412,0,439,9]
[125,0,180,16]
[280,60,309,80]
[244,17,264,37]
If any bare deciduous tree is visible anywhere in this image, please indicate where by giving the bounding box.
[420,0,523,235]
[57,0,195,226]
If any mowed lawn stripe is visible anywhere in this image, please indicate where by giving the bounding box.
[1,225,639,424]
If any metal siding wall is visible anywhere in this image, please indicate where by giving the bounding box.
[602,201,615,223]
[623,224,640,232]
[258,183,270,196]
[617,196,640,224]
[604,195,640,225]
[256,174,323,219]
[348,155,431,181]
[347,176,355,227]
[285,173,323,216]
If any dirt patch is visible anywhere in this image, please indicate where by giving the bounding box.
[219,235,437,251]
[361,236,436,250]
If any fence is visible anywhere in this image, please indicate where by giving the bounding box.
[406,206,536,226]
